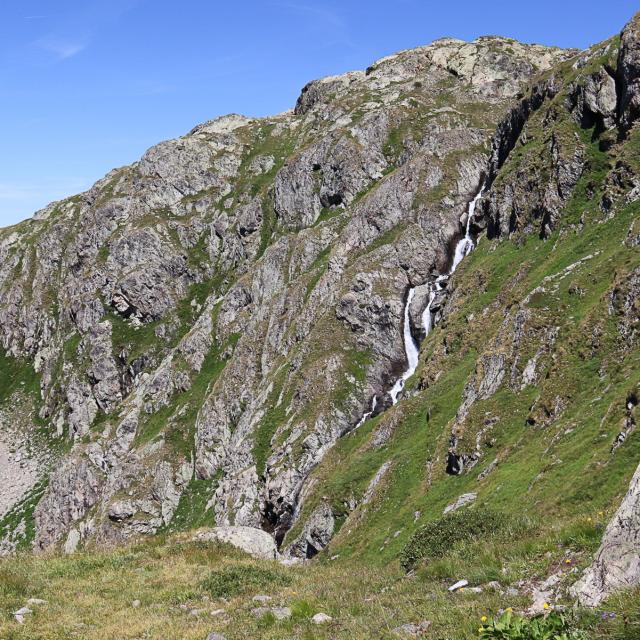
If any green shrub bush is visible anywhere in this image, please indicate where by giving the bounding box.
[200,564,291,598]
[400,509,529,570]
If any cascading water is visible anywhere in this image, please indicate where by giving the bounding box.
[287,185,480,550]
[448,186,483,274]
[354,395,378,430]
[388,185,484,406]
[420,274,447,336]
[388,288,420,404]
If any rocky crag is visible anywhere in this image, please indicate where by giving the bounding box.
[0,10,639,609]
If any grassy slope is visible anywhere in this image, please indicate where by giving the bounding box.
[284,199,640,563]
[0,535,637,639]
[282,37,639,568]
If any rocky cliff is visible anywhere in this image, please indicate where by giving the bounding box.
[1,10,639,610]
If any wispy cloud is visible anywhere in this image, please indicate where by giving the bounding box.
[35,35,89,60]
[27,1,141,64]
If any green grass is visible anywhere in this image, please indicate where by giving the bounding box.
[0,478,49,552]
[303,245,331,300]
[257,196,278,259]
[0,349,41,405]
[401,509,532,570]
[313,207,343,227]
[109,312,162,364]
[479,610,587,639]
[134,337,230,457]
[200,564,292,598]
[283,131,640,571]
[162,477,220,533]
[253,369,292,477]
[0,533,635,639]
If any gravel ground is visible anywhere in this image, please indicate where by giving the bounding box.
[0,430,40,520]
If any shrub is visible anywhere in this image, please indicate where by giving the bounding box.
[200,564,291,598]
[478,610,586,639]
[290,599,316,621]
[400,509,529,570]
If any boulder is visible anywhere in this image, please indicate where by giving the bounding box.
[448,579,469,592]
[393,620,432,636]
[14,607,32,624]
[192,526,278,560]
[252,595,272,603]
[251,606,291,620]
[312,612,333,624]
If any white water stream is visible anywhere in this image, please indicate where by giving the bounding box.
[388,288,420,403]
[354,395,378,430]
[388,187,484,405]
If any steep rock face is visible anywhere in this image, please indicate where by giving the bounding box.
[482,17,640,241]
[284,502,335,560]
[568,66,618,130]
[3,13,639,586]
[571,462,640,605]
[619,13,640,130]
[482,72,586,239]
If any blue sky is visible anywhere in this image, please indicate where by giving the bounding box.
[1,1,637,227]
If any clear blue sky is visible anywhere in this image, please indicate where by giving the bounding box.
[1,1,637,227]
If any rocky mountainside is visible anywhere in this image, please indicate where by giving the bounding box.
[0,10,639,617]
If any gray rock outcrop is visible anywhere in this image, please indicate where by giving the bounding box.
[192,526,278,560]
[571,462,640,606]
[284,502,335,560]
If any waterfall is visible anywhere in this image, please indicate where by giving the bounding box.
[420,274,447,336]
[388,288,420,404]
[388,185,484,406]
[354,395,378,430]
[448,187,483,273]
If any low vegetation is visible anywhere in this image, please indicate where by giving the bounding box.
[0,534,637,639]
[479,611,586,640]
[400,510,531,570]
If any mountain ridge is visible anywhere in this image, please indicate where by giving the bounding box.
[0,13,639,638]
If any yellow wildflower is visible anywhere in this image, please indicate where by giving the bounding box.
[565,559,572,564]
[543,603,550,610]
[481,615,488,623]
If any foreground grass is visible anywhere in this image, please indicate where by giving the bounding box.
[0,532,638,640]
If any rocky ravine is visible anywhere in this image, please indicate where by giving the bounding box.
[0,13,639,608]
